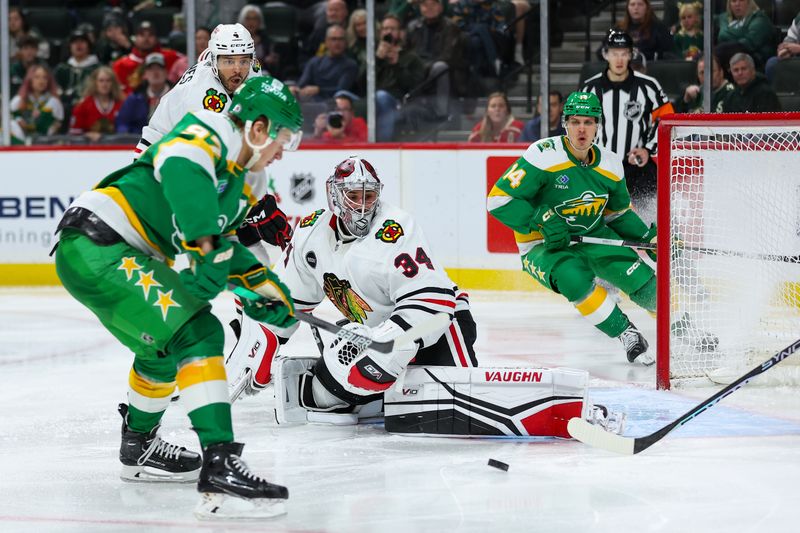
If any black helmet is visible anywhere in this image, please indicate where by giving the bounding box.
[604,29,633,50]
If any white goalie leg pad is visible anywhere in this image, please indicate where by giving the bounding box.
[384,366,590,437]
[226,312,288,401]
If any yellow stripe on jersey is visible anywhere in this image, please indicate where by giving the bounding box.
[242,182,258,206]
[129,368,176,398]
[544,161,575,173]
[574,285,616,326]
[515,229,544,243]
[154,137,218,185]
[488,184,510,197]
[176,356,227,389]
[594,166,622,182]
[176,356,229,412]
[96,187,171,263]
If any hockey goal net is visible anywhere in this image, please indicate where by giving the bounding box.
[656,113,800,389]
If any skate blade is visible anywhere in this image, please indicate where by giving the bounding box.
[633,351,655,366]
[194,492,287,520]
[120,464,199,483]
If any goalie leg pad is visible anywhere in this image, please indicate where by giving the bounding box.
[384,366,590,437]
[226,312,283,401]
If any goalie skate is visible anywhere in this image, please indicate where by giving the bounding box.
[118,404,201,482]
[194,442,288,520]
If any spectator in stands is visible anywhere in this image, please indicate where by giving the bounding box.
[311,92,368,143]
[387,0,421,25]
[95,10,132,65]
[347,8,369,86]
[407,0,468,102]
[451,0,512,77]
[8,6,28,60]
[675,55,735,113]
[468,92,523,142]
[55,30,100,119]
[716,0,777,71]
[672,1,703,61]
[10,65,64,143]
[301,0,350,67]
[614,0,675,60]
[291,24,358,102]
[193,0,249,30]
[69,66,124,141]
[10,36,44,96]
[116,53,172,135]
[168,27,211,84]
[374,13,427,141]
[722,52,781,112]
[113,20,179,95]
[520,90,565,143]
[765,12,800,82]
[238,4,282,77]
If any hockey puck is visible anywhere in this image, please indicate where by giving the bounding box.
[487,458,509,471]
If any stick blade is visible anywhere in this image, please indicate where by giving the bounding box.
[567,418,636,455]
[393,313,451,348]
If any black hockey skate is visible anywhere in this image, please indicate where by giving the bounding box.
[195,442,289,519]
[618,323,654,365]
[118,403,201,482]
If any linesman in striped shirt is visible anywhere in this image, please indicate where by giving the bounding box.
[581,30,674,208]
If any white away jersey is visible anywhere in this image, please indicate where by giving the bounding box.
[275,203,467,348]
[136,59,262,155]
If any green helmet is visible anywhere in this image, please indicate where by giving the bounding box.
[562,91,602,121]
[230,76,304,150]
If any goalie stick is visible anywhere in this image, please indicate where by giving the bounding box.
[567,338,800,455]
[570,235,800,263]
[228,284,450,354]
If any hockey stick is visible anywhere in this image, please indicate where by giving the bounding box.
[228,284,450,354]
[570,235,800,263]
[567,337,800,455]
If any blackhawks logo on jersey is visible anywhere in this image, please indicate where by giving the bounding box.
[300,209,325,228]
[375,219,404,243]
[323,273,373,324]
[203,88,228,113]
[556,191,608,230]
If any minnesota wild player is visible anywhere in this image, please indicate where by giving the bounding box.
[54,76,303,519]
[487,91,656,365]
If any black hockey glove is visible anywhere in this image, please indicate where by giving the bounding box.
[532,205,570,250]
[236,195,293,250]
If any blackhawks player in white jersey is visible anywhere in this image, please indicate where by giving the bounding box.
[137,23,293,260]
[226,156,625,438]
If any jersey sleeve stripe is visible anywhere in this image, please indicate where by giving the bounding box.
[395,303,453,316]
[397,286,456,301]
[593,166,622,182]
[390,315,413,331]
[153,139,218,186]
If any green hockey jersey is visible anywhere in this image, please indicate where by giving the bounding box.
[69,111,266,263]
[488,136,635,255]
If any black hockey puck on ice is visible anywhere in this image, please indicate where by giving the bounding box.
[487,458,509,471]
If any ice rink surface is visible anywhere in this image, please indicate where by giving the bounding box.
[2,287,800,532]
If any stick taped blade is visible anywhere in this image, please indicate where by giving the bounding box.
[393,313,451,348]
[567,418,636,455]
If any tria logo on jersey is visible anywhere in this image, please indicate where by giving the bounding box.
[322,272,373,323]
[556,191,608,230]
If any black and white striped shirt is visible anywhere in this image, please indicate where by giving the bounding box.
[581,68,674,157]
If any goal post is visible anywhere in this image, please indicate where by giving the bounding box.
[656,113,800,390]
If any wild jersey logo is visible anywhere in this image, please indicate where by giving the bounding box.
[375,220,404,243]
[322,272,373,323]
[290,173,315,203]
[623,100,643,121]
[203,88,228,113]
[300,209,325,228]
[536,139,556,152]
[556,191,608,230]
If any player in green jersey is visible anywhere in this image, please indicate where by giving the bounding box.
[487,91,657,365]
[54,76,303,519]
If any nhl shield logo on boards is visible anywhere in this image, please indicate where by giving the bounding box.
[290,173,314,203]
[623,100,643,121]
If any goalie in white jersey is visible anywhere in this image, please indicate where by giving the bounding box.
[137,23,293,258]
[226,156,625,438]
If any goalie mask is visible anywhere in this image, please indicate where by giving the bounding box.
[326,156,383,238]
[206,23,255,83]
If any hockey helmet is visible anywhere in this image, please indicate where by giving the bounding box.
[207,23,255,77]
[562,91,602,121]
[230,76,303,152]
[603,29,634,51]
[326,156,384,238]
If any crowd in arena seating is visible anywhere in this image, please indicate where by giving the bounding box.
[3,0,799,145]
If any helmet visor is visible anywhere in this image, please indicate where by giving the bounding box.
[271,126,303,151]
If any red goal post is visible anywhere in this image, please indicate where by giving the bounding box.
[656,113,800,390]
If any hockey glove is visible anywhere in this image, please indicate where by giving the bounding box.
[236,195,293,250]
[532,205,570,250]
[180,237,234,301]
[642,223,657,262]
[229,266,297,329]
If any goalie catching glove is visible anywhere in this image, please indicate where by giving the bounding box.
[532,205,570,250]
[180,237,234,300]
[229,266,296,329]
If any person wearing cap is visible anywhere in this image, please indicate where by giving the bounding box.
[55,30,100,115]
[580,29,674,212]
[113,20,180,95]
[487,91,657,366]
[116,53,172,135]
[95,11,132,64]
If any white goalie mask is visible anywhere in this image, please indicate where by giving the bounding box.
[206,23,255,80]
[326,156,384,238]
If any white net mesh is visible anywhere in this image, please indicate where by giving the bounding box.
[667,124,800,386]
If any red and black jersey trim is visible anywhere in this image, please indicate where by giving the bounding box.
[397,286,455,301]
[394,304,451,315]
